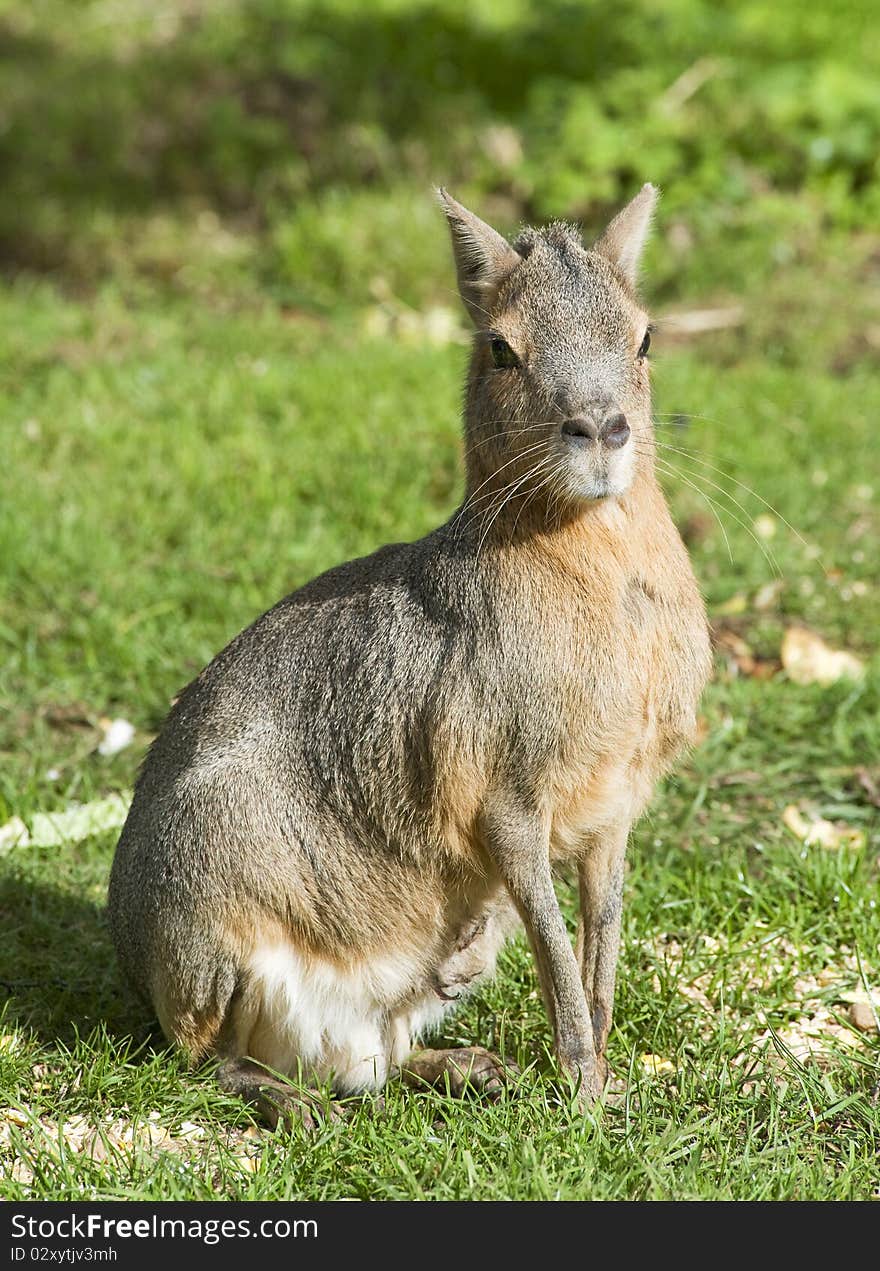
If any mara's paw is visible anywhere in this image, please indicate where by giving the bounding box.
[217,1058,345,1134]
[593,1051,609,1092]
[402,1046,518,1099]
[430,901,515,1003]
[259,1084,347,1134]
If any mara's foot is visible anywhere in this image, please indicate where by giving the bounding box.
[401,1046,517,1099]
[217,1058,345,1133]
[561,1056,607,1110]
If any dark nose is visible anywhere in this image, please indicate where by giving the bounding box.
[560,410,630,449]
[600,411,630,450]
[560,416,599,442]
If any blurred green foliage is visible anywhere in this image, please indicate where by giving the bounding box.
[1,0,878,308]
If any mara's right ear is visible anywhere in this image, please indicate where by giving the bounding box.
[594,183,659,287]
[436,189,520,327]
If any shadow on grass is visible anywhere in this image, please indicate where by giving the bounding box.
[0,870,158,1050]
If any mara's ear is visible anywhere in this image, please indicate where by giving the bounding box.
[436,188,520,326]
[594,183,659,287]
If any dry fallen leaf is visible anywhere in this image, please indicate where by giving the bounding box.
[661,306,745,337]
[363,293,467,346]
[640,931,876,1076]
[781,626,864,686]
[715,592,749,616]
[0,793,133,851]
[639,1053,675,1076]
[1,1107,29,1128]
[715,628,753,661]
[849,1001,879,1034]
[1,1110,264,1191]
[837,986,878,1004]
[42,703,94,731]
[714,627,779,680]
[680,512,715,547]
[782,804,865,851]
[9,1159,33,1185]
[97,717,136,757]
[753,579,785,611]
[177,1120,206,1142]
[0,816,29,854]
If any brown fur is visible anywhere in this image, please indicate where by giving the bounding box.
[108,184,711,1118]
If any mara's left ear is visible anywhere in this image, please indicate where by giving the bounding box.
[594,183,659,286]
[436,188,521,327]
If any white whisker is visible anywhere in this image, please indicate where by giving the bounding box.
[651,456,783,575]
[652,459,734,564]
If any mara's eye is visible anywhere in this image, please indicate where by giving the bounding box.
[637,329,651,359]
[490,336,519,370]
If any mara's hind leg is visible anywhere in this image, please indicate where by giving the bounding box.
[217,1058,345,1133]
[400,1046,516,1098]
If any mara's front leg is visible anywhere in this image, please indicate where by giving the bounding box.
[481,796,602,1106]
[576,823,629,1086]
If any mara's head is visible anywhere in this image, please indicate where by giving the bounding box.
[439,185,658,522]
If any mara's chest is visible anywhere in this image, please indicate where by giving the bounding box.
[529,565,707,725]
[525,568,711,850]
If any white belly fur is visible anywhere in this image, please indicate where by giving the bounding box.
[234,941,455,1092]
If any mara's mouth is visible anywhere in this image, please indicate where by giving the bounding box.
[572,475,621,502]
[553,441,635,504]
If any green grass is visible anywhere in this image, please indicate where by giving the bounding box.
[1,0,879,1201]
